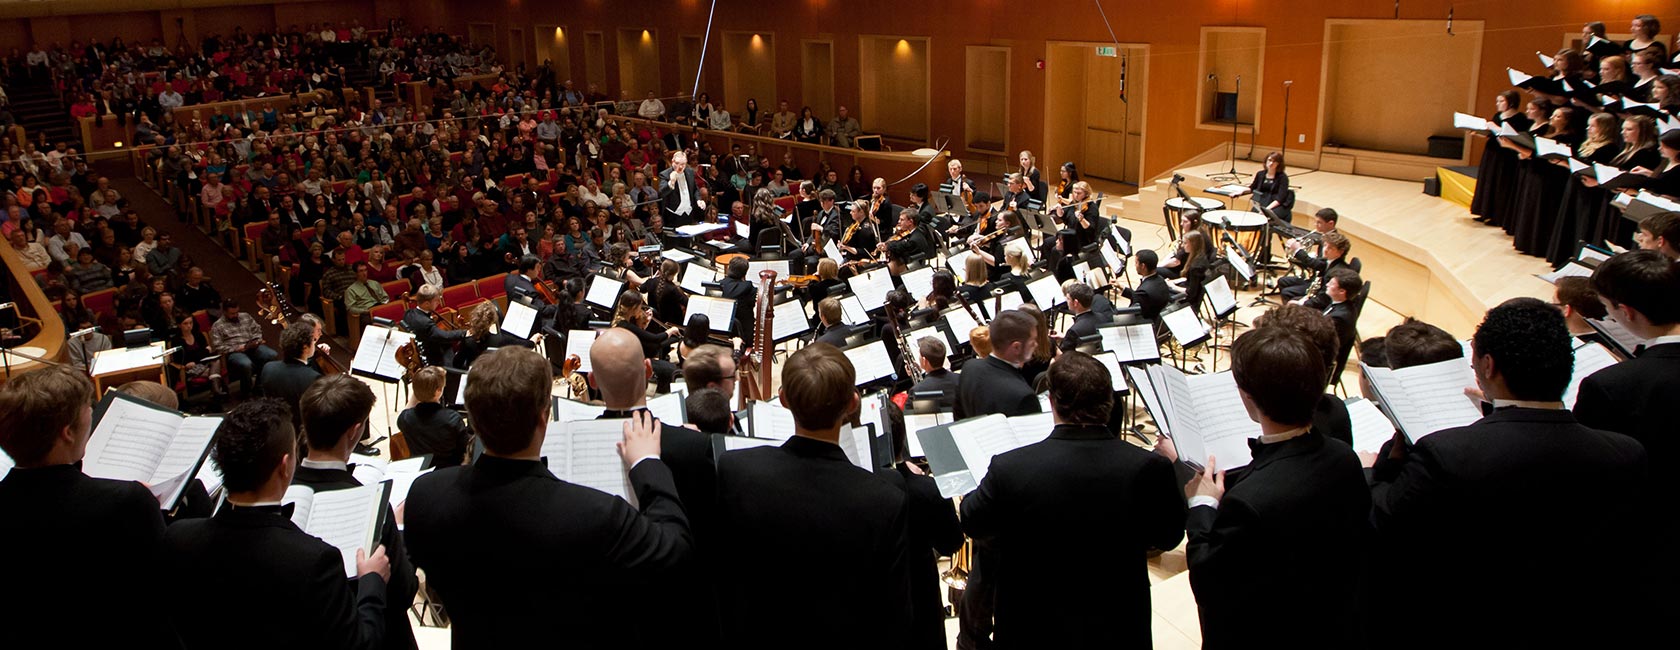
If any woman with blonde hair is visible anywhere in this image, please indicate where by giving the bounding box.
[1547,112,1623,265]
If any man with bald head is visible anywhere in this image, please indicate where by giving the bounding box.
[659,150,703,228]
[588,329,720,645]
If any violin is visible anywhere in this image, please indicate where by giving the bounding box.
[777,274,820,288]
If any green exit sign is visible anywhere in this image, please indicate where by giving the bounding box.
[1095,46,1117,57]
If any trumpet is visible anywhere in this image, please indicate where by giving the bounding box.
[1287,230,1324,251]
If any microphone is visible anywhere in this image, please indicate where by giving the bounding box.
[1206,74,1217,81]
[0,302,14,310]
[154,346,183,360]
[69,326,99,337]
[1284,80,1294,87]
[1171,174,1185,184]
[1447,7,1455,35]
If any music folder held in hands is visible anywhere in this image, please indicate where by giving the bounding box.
[1358,358,1481,444]
[282,481,393,578]
[916,411,1056,498]
[541,418,638,505]
[81,391,221,510]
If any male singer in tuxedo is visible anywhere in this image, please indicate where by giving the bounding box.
[405,348,693,648]
[1174,326,1369,649]
[163,398,392,650]
[715,343,915,648]
[295,375,420,650]
[1370,298,1650,648]
[1122,250,1172,327]
[961,351,1186,648]
[658,150,703,228]
[0,366,180,648]
[1058,282,1104,352]
[718,256,757,344]
[908,336,959,409]
[403,283,466,367]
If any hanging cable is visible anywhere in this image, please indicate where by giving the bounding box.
[691,0,720,98]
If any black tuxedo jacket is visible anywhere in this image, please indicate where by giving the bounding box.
[877,464,964,650]
[405,455,693,649]
[814,323,851,348]
[954,356,1040,420]
[1324,301,1357,375]
[657,167,702,226]
[397,402,471,467]
[1370,407,1651,647]
[1300,257,1350,310]
[1574,342,1679,490]
[504,272,540,303]
[909,368,959,409]
[1124,274,1172,325]
[293,465,421,650]
[164,505,388,650]
[403,307,465,367]
[715,436,915,649]
[259,359,322,424]
[960,424,1186,648]
[1060,310,1103,352]
[1187,431,1369,649]
[718,276,756,341]
[0,465,179,648]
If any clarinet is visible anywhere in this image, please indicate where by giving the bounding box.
[956,285,986,325]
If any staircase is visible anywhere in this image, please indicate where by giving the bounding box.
[3,76,74,146]
[342,61,397,108]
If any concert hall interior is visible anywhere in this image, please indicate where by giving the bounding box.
[1,1,1676,649]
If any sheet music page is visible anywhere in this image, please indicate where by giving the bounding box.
[1535,137,1572,158]
[1363,359,1481,443]
[1537,262,1594,284]
[1611,192,1634,209]
[680,263,715,294]
[733,218,749,239]
[540,419,572,474]
[1225,246,1254,281]
[1092,352,1131,392]
[840,295,871,325]
[1004,238,1036,265]
[452,370,470,407]
[747,259,791,280]
[193,458,222,496]
[1163,307,1208,346]
[1025,274,1065,310]
[1126,324,1162,362]
[1453,112,1490,130]
[1538,51,1555,68]
[1112,229,1132,255]
[647,391,686,425]
[848,268,894,310]
[1007,411,1056,446]
[90,342,166,376]
[502,300,540,339]
[1577,246,1612,265]
[147,415,221,505]
[822,238,842,261]
[845,340,897,384]
[900,266,935,300]
[0,448,10,481]
[946,249,977,282]
[721,434,782,452]
[1205,275,1238,315]
[585,275,625,309]
[1163,369,1257,470]
[674,223,725,237]
[564,330,597,373]
[1345,397,1397,454]
[1563,342,1620,409]
[748,401,797,440]
[1587,318,1646,356]
[565,419,636,504]
[838,424,873,470]
[82,396,186,486]
[351,326,394,376]
[943,307,980,347]
[664,249,697,263]
[904,326,943,364]
[553,397,607,424]
[1507,68,1532,86]
[1100,239,1125,270]
[286,483,385,578]
[859,392,886,449]
[996,290,1025,314]
[1495,121,1520,138]
[905,413,952,458]
[948,415,1017,485]
[1633,190,1680,212]
[1592,163,1623,184]
[771,298,811,341]
[1072,261,1091,283]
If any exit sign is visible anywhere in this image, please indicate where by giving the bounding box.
[1095,46,1117,57]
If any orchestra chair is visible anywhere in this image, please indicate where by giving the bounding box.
[475,274,509,312]
[1332,279,1373,397]
[388,431,412,462]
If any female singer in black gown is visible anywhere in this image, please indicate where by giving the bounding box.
[1513,107,1582,255]
[1495,99,1558,235]
[1627,129,1680,200]
[1546,112,1624,266]
[1583,115,1662,246]
[1249,152,1293,222]
[1471,90,1532,225]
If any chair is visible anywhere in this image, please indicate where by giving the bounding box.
[192,310,212,334]
[1348,256,1363,273]
[242,222,269,274]
[168,354,226,413]
[440,283,484,312]
[388,431,412,462]
[80,288,118,320]
[1333,280,1373,396]
[475,274,509,311]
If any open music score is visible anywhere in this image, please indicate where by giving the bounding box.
[993,290,1025,316]
[350,325,414,383]
[745,400,797,440]
[0,449,14,481]
[1536,262,1594,285]
[350,455,435,509]
[282,482,390,578]
[1224,246,1254,281]
[584,274,625,309]
[1345,397,1397,454]
[680,262,716,294]
[563,330,598,373]
[1359,358,1481,444]
[712,433,783,455]
[904,411,954,458]
[551,395,607,423]
[844,339,898,385]
[686,295,741,333]
[81,391,221,509]
[1562,341,1620,409]
[904,324,951,364]
[946,249,978,282]
[541,418,637,505]
[837,424,876,471]
[646,390,687,425]
[940,306,981,348]
[1100,324,1160,363]
[1453,111,1497,133]
[1586,317,1646,359]
[848,267,895,311]
[924,412,1055,496]
[1025,274,1066,311]
[747,259,791,280]
[89,341,167,377]
[1090,352,1134,393]
[900,266,936,300]
[840,294,872,325]
[1156,367,1258,472]
[1162,305,1210,349]
[1205,275,1239,317]
[771,298,812,342]
[502,300,540,339]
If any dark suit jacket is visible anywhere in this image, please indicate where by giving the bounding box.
[1187,431,1369,650]
[1060,310,1103,352]
[960,424,1186,648]
[403,307,465,367]
[405,455,693,649]
[455,330,535,370]
[1313,393,1354,448]
[1301,257,1350,310]
[164,505,388,650]
[1091,293,1117,321]
[0,465,179,648]
[504,272,540,304]
[658,167,702,226]
[715,436,914,649]
[397,402,471,467]
[878,465,964,650]
[1325,301,1357,376]
[954,356,1040,420]
[293,465,421,650]
[909,368,959,409]
[1370,407,1651,647]
[814,323,851,348]
[260,359,322,425]
[1124,274,1172,325]
[1574,342,1678,493]
[718,276,756,341]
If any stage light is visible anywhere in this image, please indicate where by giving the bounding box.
[895,39,911,58]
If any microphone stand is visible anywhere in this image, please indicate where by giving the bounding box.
[1214,75,1244,182]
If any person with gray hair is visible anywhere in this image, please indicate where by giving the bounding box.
[658,150,702,227]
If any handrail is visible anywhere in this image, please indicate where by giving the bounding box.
[0,242,68,379]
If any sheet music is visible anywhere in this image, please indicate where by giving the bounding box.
[502,300,540,339]
[0,449,13,481]
[840,294,871,325]
[1632,190,1680,213]
[674,223,726,237]
[680,262,715,294]
[1112,229,1132,255]
[948,415,1021,485]
[1495,120,1520,138]
[1008,411,1055,446]
[1562,342,1620,409]
[1205,275,1238,316]
[772,298,812,341]
[553,397,607,423]
[1127,366,1171,437]
[1160,367,1257,471]
[845,340,898,384]
[859,392,886,448]
[451,369,470,406]
[1361,359,1481,443]
[1611,192,1634,209]
[732,218,749,239]
[946,249,978,282]
[1507,67,1533,87]
[905,412,953,458]
[1206,184,1251,197]
[900,266,936,300]
[563,330,597,373]
[1004,238,1037,265]
[1453,112,1494,131]
[1100,239,1125,270]
[193,457,222,496]
[1025,274,1065,310]
[1577,246,1612,265]
[1565,158,1590,174]
[647,391,686,425]
[943,307,980,346]
[749,400,797,440]
[663,249,697,263]
[904,325,944,364]
[284,483,385,578]
[1537,51,1555,68]
[1101,324,1160,363]
[81,396,213,506]
[822,238,842,261]
[1535,137,1572,159]
[720,434,782,452]
[90,341,166,376]
[995,290,1025,315]
[838,424,873,471]
[1592,163,1623,184]
[1537,262,1594,284]
[1345,397,1396,454]
[1162,306,1208,346]
[848,267,894,310]
[686,295,740,333]
[566,419,636,504]
[351,326,412,381]
[1587,317,1646,357]
[747,259,791,280]
[585,275,625,309]
[1092,352,1131,392]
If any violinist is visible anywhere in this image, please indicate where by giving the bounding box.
[868,177,895,223]
[505,254,558,322]
[905,182,937,230]
[811,188,843,250]
[611,289,681,394]
[836,200,881,263]
[456,301,537,370]
[1018,150,1046,204]
[604,242,649,289]
[645,260,690,328]
[804,258,844,304]
[1001,173,1033,213]
[403,283,467,367]
[969,210,1022,282]
[946,159,977,199]
[1055,162,1081,207]
[878,211,931,275]
[1059,181,1114,249]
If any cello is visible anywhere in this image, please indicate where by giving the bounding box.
[259,281,347,374]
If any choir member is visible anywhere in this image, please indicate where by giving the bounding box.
[1509,107,1579,255]
[1635,211,1680,259]
[1249,303,1356,447]
[1488,98,1555,231]
[1545,112,1622,266]
[1576,250,1680,492]
[1582,115,1660,245]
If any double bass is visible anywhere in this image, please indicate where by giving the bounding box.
[736,269,778,410]
[258,281,347,375]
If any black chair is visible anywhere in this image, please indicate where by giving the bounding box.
[1333,280,1373,396]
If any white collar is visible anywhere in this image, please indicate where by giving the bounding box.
[1644,335,1680,347]
[1257,425,1311,445]
[1490,399,1567,411]
[299,458,349,470]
